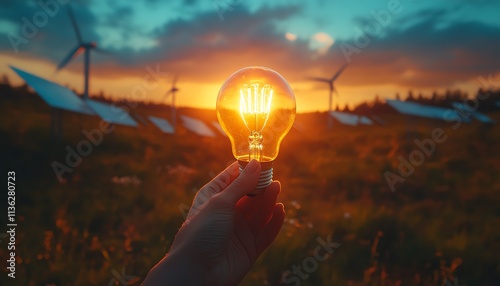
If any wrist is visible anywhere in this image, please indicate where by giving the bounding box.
[142,248,205,285]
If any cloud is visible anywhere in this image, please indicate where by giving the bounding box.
[309,32,334,55]
[47,5,308,82]
[1,2,499,97]
[330,14,500,88]
[285,32,297,41]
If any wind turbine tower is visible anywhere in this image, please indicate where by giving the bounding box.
[163,74,179,132]
[308,63,349,129]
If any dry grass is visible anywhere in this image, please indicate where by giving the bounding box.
[0,95,499,285]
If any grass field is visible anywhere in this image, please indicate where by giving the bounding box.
[0,93,499,285]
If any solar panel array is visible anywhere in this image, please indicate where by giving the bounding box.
[11,66,496,139]
[386,99,462,121]
[11,66,222,137]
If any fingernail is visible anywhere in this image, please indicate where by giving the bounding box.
[274,181,282,194]
[278,203,285,213]
[244,160,259,174]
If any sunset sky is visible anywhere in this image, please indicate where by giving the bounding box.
[1,0,499,112]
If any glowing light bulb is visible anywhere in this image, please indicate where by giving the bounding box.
[216,66,296,194]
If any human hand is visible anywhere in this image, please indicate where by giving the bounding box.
[142,160,285,286]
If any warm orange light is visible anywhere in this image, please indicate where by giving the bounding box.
[216,66,296,193]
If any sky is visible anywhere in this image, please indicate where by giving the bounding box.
[1,0,499,112]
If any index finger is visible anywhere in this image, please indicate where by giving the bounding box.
[187,162,239,219]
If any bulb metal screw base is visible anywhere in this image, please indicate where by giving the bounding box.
[238,161,273,196]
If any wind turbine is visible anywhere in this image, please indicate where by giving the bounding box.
[57,6,106,100]
[162,74,179,132]
[308,63,349,129]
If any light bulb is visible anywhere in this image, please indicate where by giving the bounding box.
[216,66,296,195]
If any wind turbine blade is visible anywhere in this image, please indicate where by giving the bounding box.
[67,6,83,44]
[330,63,349,82]
[57,46,82,70]
[306,77,330,83]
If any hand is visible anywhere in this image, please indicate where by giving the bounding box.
[142,160,285,286]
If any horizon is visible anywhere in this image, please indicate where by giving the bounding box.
[3,74,495,116]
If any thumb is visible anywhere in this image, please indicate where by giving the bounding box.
[218,160,261,204]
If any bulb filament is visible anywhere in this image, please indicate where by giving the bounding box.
[239,83,273,160]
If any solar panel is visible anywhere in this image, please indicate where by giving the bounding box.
[472,112,495,123]
[148,116,175,134]
[359,116,373,125]
[452,102,495,123]
[85,99,138,127]
[10,66,94,115]
[386,99,461,121]
[211,121,227,137]
[330,111,358,126]
[180,115,216,137]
